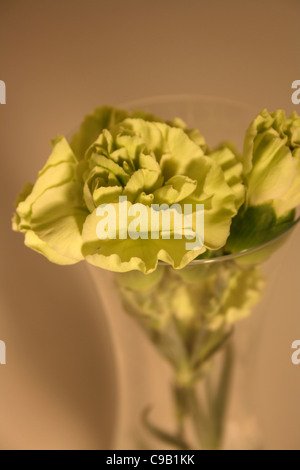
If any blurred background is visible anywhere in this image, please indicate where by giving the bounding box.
[0,0,300,450]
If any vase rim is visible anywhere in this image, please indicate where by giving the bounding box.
[166,215,300,266]
[120,93,257,113]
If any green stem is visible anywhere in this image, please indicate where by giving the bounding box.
[172,343,234,451]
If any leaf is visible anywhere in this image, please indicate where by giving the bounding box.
[226,204,295,253]
[142,406,190,450]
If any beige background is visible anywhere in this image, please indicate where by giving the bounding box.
[0,0,300,450]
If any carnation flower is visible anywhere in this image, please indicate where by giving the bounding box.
[226,109,300,253]
[243,109,300,216]
[117,263,264,332]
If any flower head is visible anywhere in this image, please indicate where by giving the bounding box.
[243,109,300,216]
[226,109,300,253]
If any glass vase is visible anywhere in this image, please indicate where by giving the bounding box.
[85,96,300,450]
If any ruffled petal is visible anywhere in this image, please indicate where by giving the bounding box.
[209,146,245,210]
[14,138,88,264]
